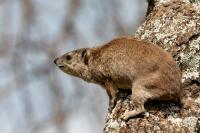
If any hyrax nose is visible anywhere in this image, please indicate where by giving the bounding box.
[54,58,58,64]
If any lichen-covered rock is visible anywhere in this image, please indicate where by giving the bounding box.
[104,0,200,132]
[136,0,200,83]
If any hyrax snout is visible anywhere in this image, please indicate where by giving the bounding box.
[54,37,182,120]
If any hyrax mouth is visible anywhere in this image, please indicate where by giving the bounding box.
[54,58,65,68]
[58,65,65,69]
[54,58,59,65]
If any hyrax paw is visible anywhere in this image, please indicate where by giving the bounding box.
[122,110,138,120]
[122,110,144,120]
[122,111,132,120]
[111,97,117,104]
[109,98,117,109]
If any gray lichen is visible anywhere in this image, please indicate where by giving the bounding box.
[104,120,120,133]
[179,36,200,82]
[183,117,198,133]
[136,0,200,83]
[168,116,199,133]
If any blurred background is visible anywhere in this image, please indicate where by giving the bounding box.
[0,0,147,133]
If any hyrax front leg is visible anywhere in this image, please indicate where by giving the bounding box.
[105,81,118,109]
[105,81,117,100]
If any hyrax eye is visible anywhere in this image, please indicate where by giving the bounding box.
[66,55,72,60]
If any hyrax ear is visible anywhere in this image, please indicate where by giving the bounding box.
[81,48,89,65]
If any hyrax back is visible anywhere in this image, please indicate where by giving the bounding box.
[54,37,182,120]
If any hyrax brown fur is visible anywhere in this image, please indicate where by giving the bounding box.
[54,37,182,120]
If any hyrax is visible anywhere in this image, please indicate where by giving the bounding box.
[54,37,182,120]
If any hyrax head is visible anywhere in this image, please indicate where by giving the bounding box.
[54,48,91,80]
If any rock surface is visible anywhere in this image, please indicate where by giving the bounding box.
[104,0,200,132]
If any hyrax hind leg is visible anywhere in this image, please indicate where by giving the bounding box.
[122,73,166,120]
[122,83,150,120]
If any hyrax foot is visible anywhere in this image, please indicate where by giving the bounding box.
[122,108,145,120]
[109,97,117,111]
